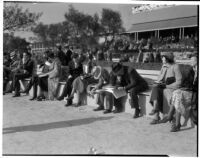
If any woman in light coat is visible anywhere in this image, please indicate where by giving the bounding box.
[149,51,182,124]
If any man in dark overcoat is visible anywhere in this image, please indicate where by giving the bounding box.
[12,51,34,97]
[110,62,149,118]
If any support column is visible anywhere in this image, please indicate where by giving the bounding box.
[158,30,159,38]
[182,28,184,38]
[179,28,182,39]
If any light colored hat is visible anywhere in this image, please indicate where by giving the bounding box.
[91,66,102,80]
[10,51,16,58]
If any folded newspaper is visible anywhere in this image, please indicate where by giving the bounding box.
[96,86,127,99]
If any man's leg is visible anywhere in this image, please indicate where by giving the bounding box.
[94,92,105,111]
[130,84,148,118]
[65,78,74,106]
[103,92,113,114]
[13,73,30,97]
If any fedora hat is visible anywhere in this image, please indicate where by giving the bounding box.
[112,62,124,76]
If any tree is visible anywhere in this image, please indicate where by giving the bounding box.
[3,33,29,53]
[101,8,125,43]
[64,5,102,48]
[3,3,42,32]
[32,22,49,42]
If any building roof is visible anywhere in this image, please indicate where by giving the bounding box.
[130,5,197,25]
[127,16,197,33]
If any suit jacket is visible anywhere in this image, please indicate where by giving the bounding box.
[21,58,34,76]
[68,61,83,79]
[58,50,66,66]
[110,66,148,92]
[65,49,73,66]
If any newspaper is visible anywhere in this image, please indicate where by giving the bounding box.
[96,86,127,99]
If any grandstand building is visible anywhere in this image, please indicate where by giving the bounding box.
[127,5,198,41]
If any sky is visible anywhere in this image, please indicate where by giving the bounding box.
[9,2,136,41]
[4,1,199,41]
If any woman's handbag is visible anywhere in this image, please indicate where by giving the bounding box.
[165,77,176,85]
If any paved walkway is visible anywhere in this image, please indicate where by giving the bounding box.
[3,94,197,156]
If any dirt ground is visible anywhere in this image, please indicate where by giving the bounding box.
[3,94,197,156]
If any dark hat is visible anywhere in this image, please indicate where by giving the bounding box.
[71,53,79,59]
[161,52,174,61]
[112,62,124,76]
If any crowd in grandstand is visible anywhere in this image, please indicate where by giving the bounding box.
[3,41,198,132]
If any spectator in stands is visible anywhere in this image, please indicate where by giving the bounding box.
[154,49,162,63]
[160,54,198,132]
[87,66,110,113]
[12,51,34,97]
[96,49,105,61]
[63,44,73,66]
[143,53,150,63]
[109,62,148,117]
[21,50,51,100]
[149,52,182,124]
[136,49,144,63]
[56,43,66,66]
[149,52,154,63]
[57,53,83,106]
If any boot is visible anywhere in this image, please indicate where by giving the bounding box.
[133,108,140,118]
[29,84,37,101]
[65,99,73,107]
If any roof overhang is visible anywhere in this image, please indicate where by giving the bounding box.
[127,16,198,33]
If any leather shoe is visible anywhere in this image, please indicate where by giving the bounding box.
[57,96,64,101]
[133,109,140,118]
[159,115,172,123]
[150,116,161,125]
[113,109,121,113]
[170,124,181,132]
[74,102,81,107]
[149,109,158,115]
[65,100,73,107]
[93,106,104,111]
[12,93,20,97]
[29,97,36,101]
[103,109,112,114]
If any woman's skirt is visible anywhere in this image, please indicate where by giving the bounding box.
[171,89,194,116]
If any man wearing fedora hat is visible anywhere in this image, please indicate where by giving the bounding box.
[56,43,66,66]
[12,51,34,97]
[109,62,148,118]
[87,66,110,113]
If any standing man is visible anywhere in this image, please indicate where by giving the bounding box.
[56,43,66,66]
[63,43,73,66]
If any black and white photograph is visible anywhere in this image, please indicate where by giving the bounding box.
[2,0,199,156]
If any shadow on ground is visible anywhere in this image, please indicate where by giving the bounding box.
[3,116,114,134]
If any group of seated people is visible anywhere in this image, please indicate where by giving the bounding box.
[3,44,198,132]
